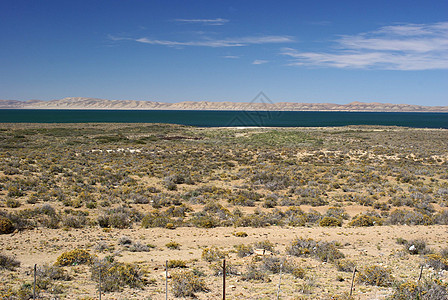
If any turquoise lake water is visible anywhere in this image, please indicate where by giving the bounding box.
[0,110,447,128]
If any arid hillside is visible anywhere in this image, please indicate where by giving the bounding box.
[1,97,448,112]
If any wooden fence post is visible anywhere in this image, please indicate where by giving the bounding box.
[350,267,356,296]
[418,264,423,282]
[417,264,424,299]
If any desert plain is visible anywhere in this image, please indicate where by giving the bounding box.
[0,123,447,299]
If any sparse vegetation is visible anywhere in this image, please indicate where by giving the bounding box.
[167,259,188,268]
[166,241,181,250]
[0,254,20,270]
[357,265,394,287]
[90,258,145,292]
[55,249,93,266]
[0,123,447,298]
[349,214,382,227]
[233,231,248,237]
[201,246,226,262]
[335,259,356,272]
[241,260,271,282]
[403,239,430,255]
[389,278,448,300]
[170,269,208,298]
[286,237,344,262]
[0,216,14,234]
[319,216,342,227]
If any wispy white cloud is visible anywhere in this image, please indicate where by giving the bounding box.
[223,55,240,59]
[174,18,229,26]
[134,35,293,48]
[282,22,448,70]
[307,21,332,26]
[252,59,269,65]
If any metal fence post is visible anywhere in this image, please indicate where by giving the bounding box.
[223,259,226,300]
[277,259,283,300]
[33,264,37,300]
[166,260,168,300]
[99,265,102,300]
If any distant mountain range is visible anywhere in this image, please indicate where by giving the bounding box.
[1,97,447,112]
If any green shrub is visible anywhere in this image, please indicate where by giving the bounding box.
[253,240,275,252]
[234,213,270,227]
[98,207,142,229]
[314,241,345,262]
[241,261,270,282]
[434,210,448,225]
[85,201,97,209]
[348,214,382,227]
[36,264,70,290]
[118,235,132,245]
[90,258,144,292]
[234,244,254,258]
[286,238,314,257]
[107,213,132,229]
[94,242,110,253]
[165,223,175,229]
[0,216,14,234]
[425,254,448,271]
[305,209,323,224]
[37,264,70,281]
[26,194,38,204]
[141,210,175,228]
[7,186,23,198]
[319,216,342,227]
[289,265,306,279]
[357,265,394,287]
[325,207,349,220]
[286,237,344,262]
[201,247,226,262]
[0,253,20,270]
[260,256,305,278]
[167,260,188,268]
[128,242,150,252]
[55,249,93,266]
[389,281,419,300]
[209,261,239,276]
[404,239,430,255]
[190,214,220,228]
[395,237,408,245]
[62,215,87,228]
[14,283,35,300]
[233,231,248,237]
[389,278,448,300]
[6,198,21,208]
[335,259,356,272]
[171,269,208,298]
[387,209,433,225]
[166,241,181,250]
[163,179,177,191]
[260,256,282,273]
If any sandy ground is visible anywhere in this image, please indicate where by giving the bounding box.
[2,224,448,299]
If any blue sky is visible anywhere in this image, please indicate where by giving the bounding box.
[1,0,447,106]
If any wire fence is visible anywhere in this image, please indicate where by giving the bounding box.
[26,259,431,299]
